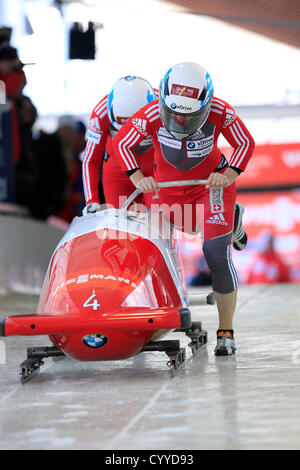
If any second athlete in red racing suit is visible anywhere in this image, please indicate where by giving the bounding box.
[82,76,158,212]
[113,62,255,356]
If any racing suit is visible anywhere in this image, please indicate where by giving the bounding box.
[112,97,255,294]
[82,95,157,209]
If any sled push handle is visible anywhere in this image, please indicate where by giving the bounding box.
[122,179,208,210]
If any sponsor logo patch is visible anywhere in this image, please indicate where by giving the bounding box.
[87,117,102,143]
[205,213,228,225]
[88,117,101,134]
[171,83,199,99]
[186,135,214,158]
[86,129,101,144]
[170,103,192,112]
[157,134,182,149]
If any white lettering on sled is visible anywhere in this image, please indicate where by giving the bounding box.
[51,273,137,297]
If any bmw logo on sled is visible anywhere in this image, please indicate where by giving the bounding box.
[82,334,108,348]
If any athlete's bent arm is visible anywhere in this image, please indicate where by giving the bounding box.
[113,101,161,193]
[82,109,109,206]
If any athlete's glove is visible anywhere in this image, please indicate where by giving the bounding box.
[82,202,102,216]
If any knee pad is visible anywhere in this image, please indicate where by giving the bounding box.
[202,233,238,294]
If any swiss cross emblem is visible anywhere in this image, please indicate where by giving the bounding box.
[210,188,224,213]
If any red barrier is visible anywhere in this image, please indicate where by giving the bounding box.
[180,190,300,284]
[221,142,300,188]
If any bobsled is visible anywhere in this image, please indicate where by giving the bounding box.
[0,181,214,383]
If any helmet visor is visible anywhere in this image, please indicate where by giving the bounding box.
[160,100,211,138]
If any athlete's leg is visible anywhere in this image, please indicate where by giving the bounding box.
[214,291,237,329]
[202,232,238,325]
[158,186,205,234]
[232,202,248,250]
[198,184,238,355]
[102,169,135,208]
[158,184,238,354]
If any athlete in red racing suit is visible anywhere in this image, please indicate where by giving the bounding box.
[113,62,255,356]
[82,76,158,211]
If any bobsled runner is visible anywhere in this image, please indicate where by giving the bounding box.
[0,181,214,383]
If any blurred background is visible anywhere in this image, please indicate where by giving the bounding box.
[0,0,300,286]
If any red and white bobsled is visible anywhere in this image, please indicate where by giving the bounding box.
[0,182,213,383]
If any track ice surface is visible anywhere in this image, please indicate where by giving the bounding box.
[0,284,300,450]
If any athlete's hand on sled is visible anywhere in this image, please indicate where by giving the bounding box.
[136,176,159,193]
[206,168,238,189]
[129,169,159,193]
[82,202,102,216]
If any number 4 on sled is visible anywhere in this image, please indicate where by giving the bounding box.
[83,294,101,311]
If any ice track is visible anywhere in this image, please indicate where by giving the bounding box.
[0,284,300,450]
